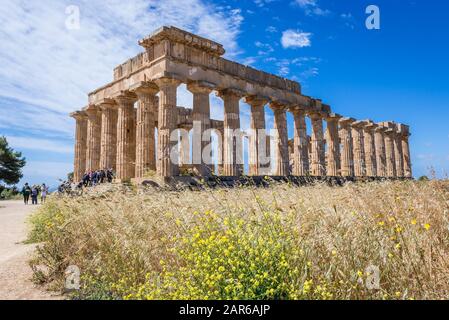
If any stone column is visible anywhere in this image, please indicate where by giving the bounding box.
[271,102,290,176]
[216,126,224,175]
[115,92,137,181]
[85,105,101,172]
[291,107,309,176]
[324,113,342,177]
[218,89,243,176]
[187,81,214,176]
[245,95,269,176]
[339,118,355,177]
[133,84,158,178]
[70,111,88,182]
[393,125,404,177]
[399,124,412,178]
[178,125,191,167]
[98,99,118,171]
[374,126,387,177]
[384,129,397,177]
[308,111,326,176]
[154,78,181,177]
[363,121,377,177]
[352,121,367,177]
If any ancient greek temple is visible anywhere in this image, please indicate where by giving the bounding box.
[70,26,412,183]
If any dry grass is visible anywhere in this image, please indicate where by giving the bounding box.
[28,179,449,300]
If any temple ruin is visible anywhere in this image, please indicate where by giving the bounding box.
[70,26,412,183]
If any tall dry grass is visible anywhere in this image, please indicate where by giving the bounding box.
[28,180,449,300]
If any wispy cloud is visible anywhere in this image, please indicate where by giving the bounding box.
[281,29,312,49]
[293,0,330,16]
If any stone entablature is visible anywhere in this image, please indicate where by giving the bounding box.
[90,26,304,108]
[71,26,412,183]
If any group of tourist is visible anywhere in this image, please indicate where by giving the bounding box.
[81,168,115,187]
[21,183,49,205]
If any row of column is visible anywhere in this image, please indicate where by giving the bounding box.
[72,78,412,182]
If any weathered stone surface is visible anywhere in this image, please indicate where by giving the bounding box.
[271,102,290,176]
[155,77,181,177]
[363,121,377,177]
[352,121,367,177]
[99,99,118,171]
[70,111,88,182]
[133,83,158,178]
[245,95,270,176]
[291,107,310,176]
[85,105,101,172]
[217,88,244,176]
[115,92,137,181]
[339,117,355,177]
[374,126,388,177]
[308,109,326,176]
[325,113,342,177]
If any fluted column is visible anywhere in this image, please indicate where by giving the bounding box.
[399,125,412,178]
[352,121,367,177]
[271,102,290,176]
[133,84,158,178]
[384,129,397,177]
[363,121,377,177]
[308,111,326,176]
[245,95,269,176]
[85,105,101,172]
[178,125,191,167]
[216,127,224,175]
[325,113,342,176]
[187,81,214,175]
[218,89,243,176]
[339,118,355,177]
[70,111,88,182]
[99,100,118,171]
[393,126,404,177]
[291,107,309,176]
[154,78,181,177]
[374,126,387,177]
[115,92,137,181]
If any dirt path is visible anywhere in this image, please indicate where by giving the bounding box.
[0,200,61,300]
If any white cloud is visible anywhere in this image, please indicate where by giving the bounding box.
[265,26,277,33]
[293,0,330,16]
[281,30,312,48]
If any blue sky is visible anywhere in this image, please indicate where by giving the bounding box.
[0,0,448,188]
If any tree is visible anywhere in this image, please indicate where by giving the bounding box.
[0,136,26,185]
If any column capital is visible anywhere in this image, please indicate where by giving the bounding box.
[97,98,117,110]
[324,113,342,122]
[339,117,356,126]
[269,100,290,111]
[216,87,245,99]
[352,120,368,129]
[114,91,137,106]
[374,125,388,133]
[187,80,216,94]
[130,81,159,96]
[84,104,100,118]
[70,110,88,120]
[154,76,182,88]
[307,110,327,120]
[244,95,269,108]
[362,120,378,131]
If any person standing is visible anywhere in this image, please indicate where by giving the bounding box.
[21,183,32,205]
[41,183,48,203]
[31,185,39,205]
